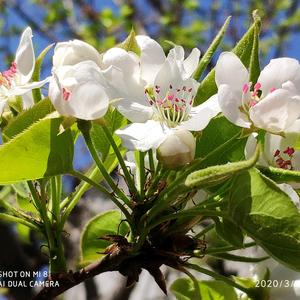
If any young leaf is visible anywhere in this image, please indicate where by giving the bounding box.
[194,16,231,80]
[32,44,54,103]
[117,29,141,55]
[2,98,54,142]
[0,117,73,184]
[80,210,129,266]
[170,278,238,300]
[249,10,261,84]
[185,144,259,189]
[194,12,261,105]
[229,168,300,271]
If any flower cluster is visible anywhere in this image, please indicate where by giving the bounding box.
[2,27,300,172]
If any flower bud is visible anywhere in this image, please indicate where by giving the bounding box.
[157,129,196,169]
[53,40,101,68]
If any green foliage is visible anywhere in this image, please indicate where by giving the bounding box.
[0,117,73,184]
[117,29,141,55]
[170,278,238,300]
[90,108,126,160]
[194,16,231,80]
[194,13,261,105]
[214,218,244,247]
[195,116,245,165]
[229,168,300,271]
[32,44,53,102]
[2,98,54,142]
[80,210,129,266]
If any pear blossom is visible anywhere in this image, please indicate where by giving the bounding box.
[0,27,49,115]
[245,120,300,172]
[215,52,300,134]
[101,36,220,151]
[53,39,102,68]
[245,120,300,191]
[49,61,109,120]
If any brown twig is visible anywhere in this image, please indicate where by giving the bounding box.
[33,250,129,300]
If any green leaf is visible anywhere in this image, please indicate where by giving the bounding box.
[195,116,245,165]
[170,278,238,300]
[214,218,244,247]
[185,144,259,189]
[32,44,53,103]
[194,14,261,105]
[0,117,74,184]
[249,10,261,84]
[117,29,141,55]
[194,16,231,80]
[80,210,129,266]
[90,108,126,160]
[2,98,54,142]
[229,168,300,271]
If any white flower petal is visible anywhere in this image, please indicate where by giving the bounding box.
[116,120,169,151]
[183,48,201,78]
[21,91,34,109]
[258,58,300,96]
[103,65,148,107]
[249,89,300,133]
[168,45,185,61]
[102,47,139,77]
[136,35,166,85]
[218,84,251,128]
[49,61,109,120]
[53,39,102,67]
[15,27,35,85]
[179,94,220,131]
[10,77,50,96]
[215,52,249,90]
[116,100,153,123]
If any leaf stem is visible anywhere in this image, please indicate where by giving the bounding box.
[0,213,40,231]
[68,170,133,226]
[204,241,257,254]
[138,151,146,198]
[78,120,132,208]
[102,124,139,199]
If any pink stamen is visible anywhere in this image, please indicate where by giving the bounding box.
[270,87,276,93]
[167,94,174,101]
[254,82,261,90]
[283,147,295,157]
[62,88,71,101]
[274,149,280,157]
[1,61,17,86]
[242,83,249,94]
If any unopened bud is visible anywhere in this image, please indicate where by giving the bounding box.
[157,129,196,169]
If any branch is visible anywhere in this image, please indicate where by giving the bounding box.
[33,250,129,299]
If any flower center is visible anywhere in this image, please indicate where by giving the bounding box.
[273,147,295,170]
[0,62,17,89]
[145,84,195,127]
